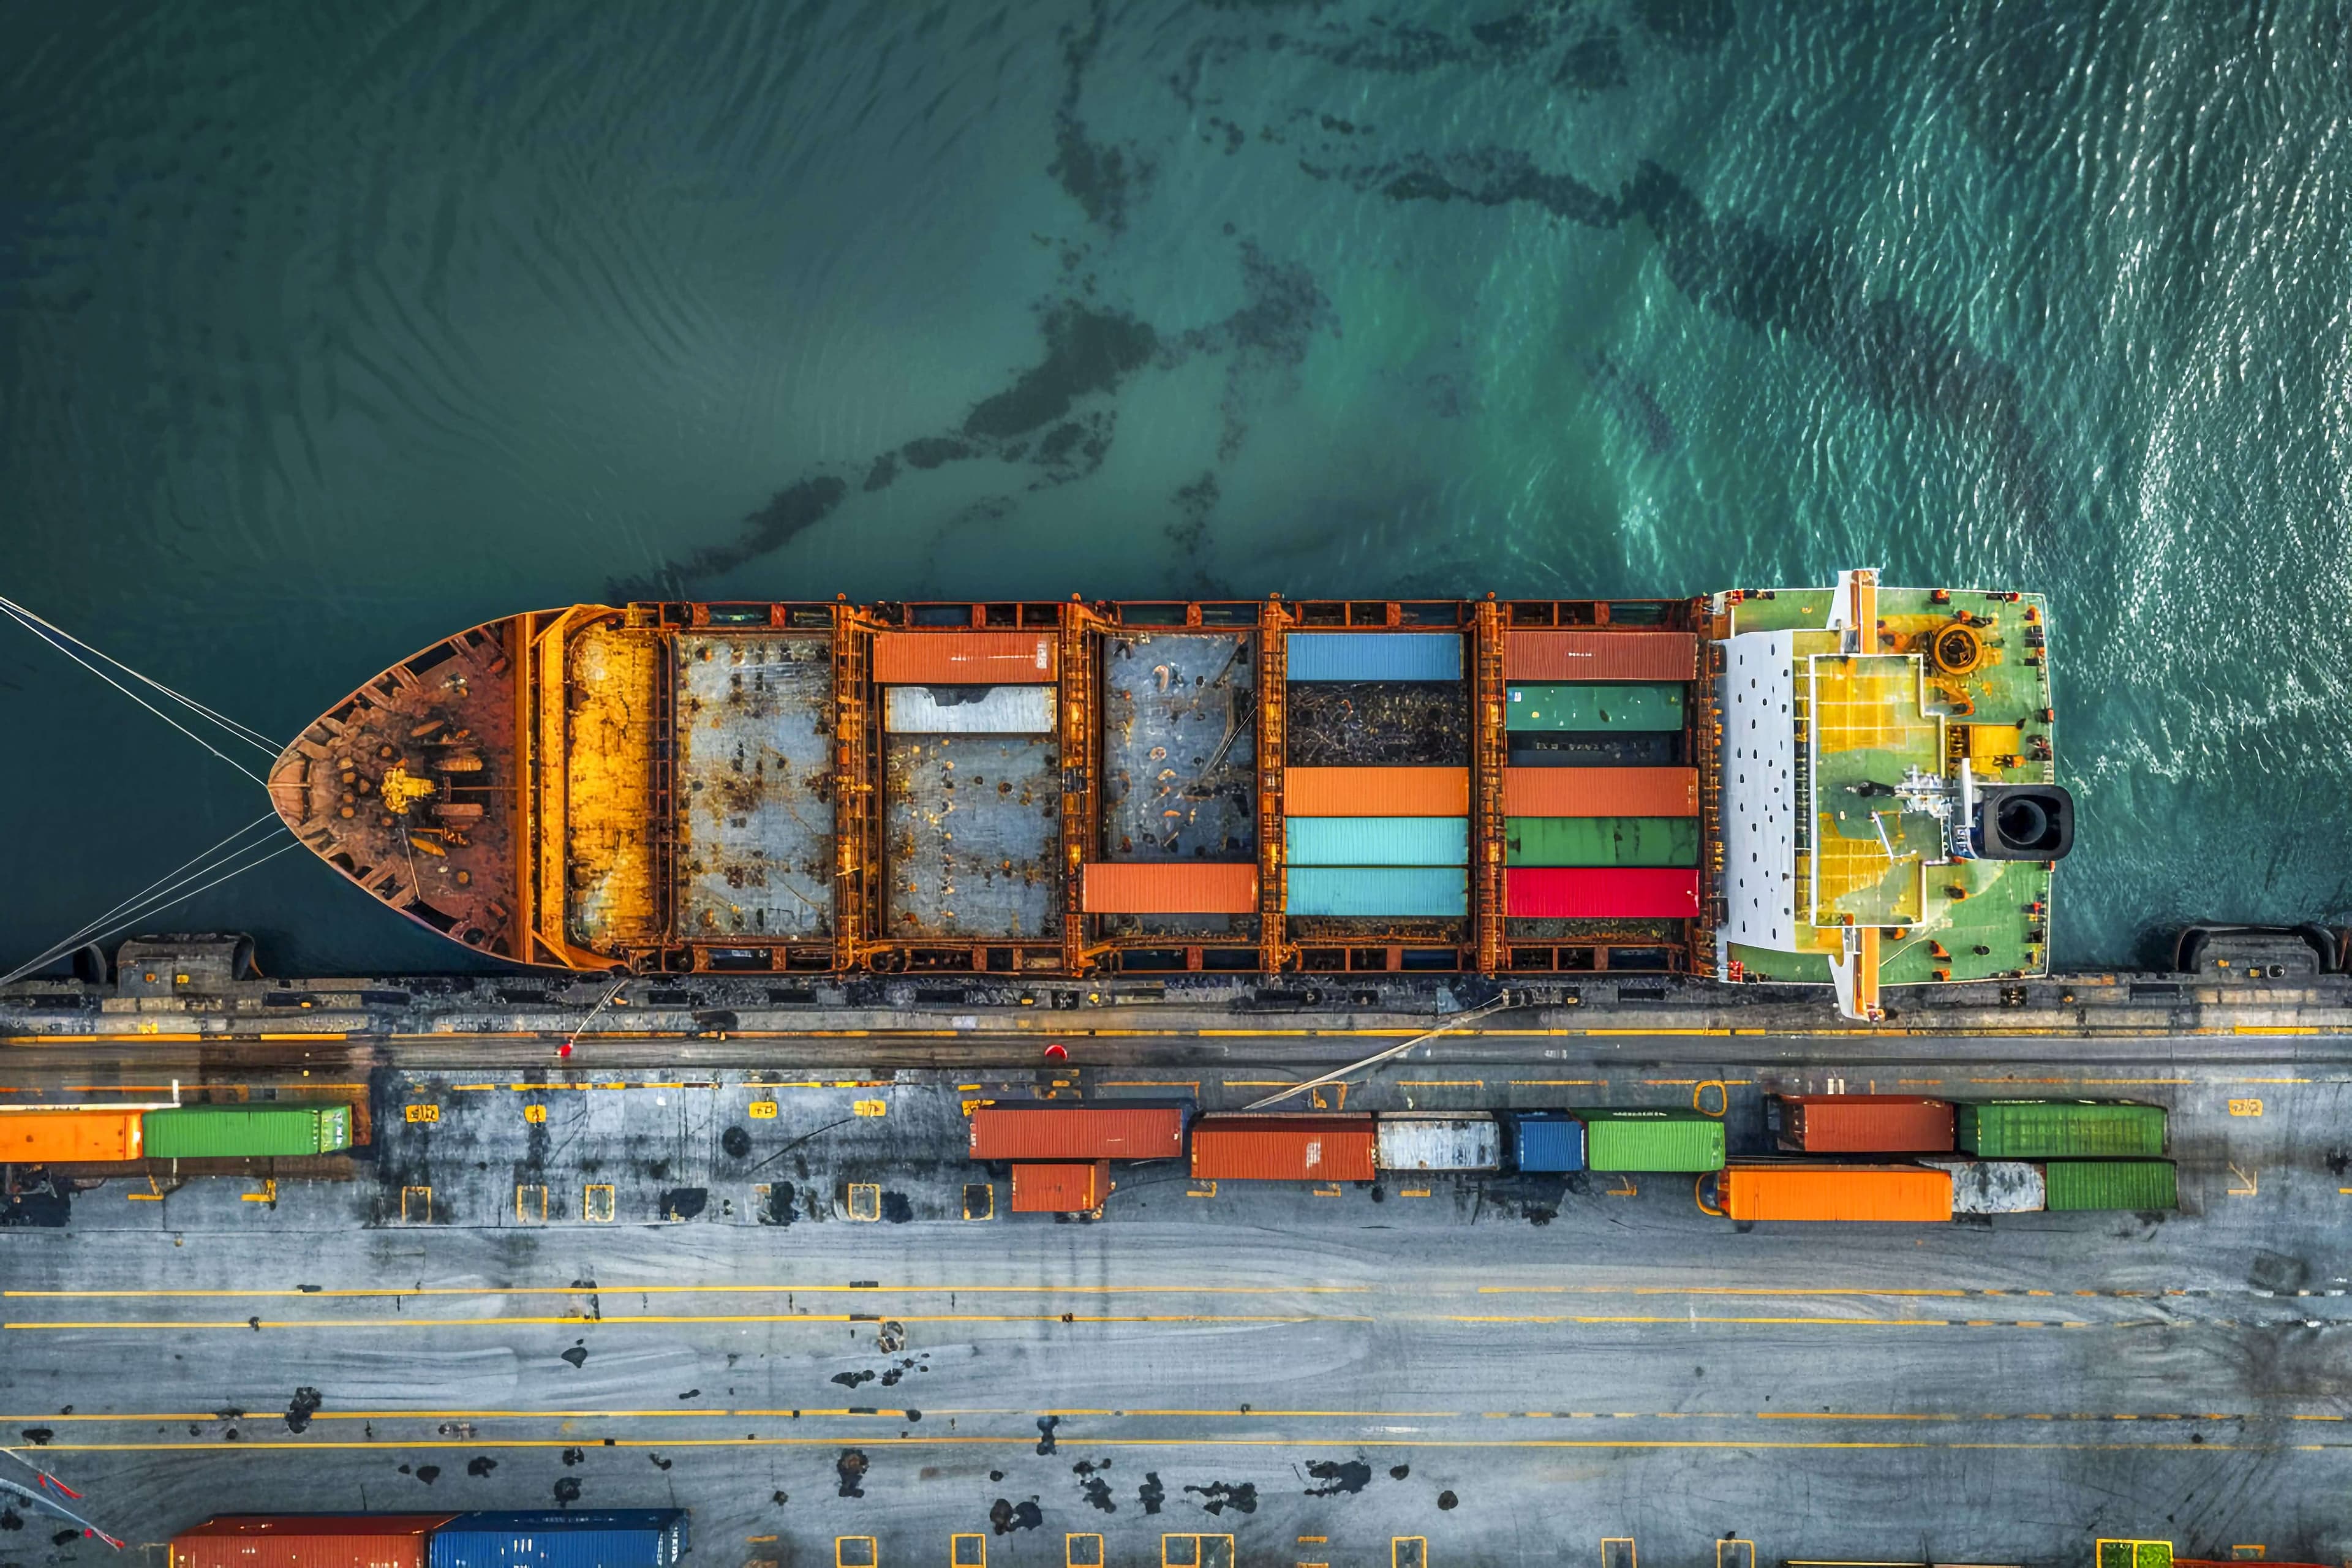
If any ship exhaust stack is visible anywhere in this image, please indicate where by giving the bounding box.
[1972,783,2075,861]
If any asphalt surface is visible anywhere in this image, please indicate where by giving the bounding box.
[4,1041,2350,1565]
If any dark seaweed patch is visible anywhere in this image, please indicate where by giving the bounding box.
[1183,1481,1257,1515]
[1035,1415,1061,1455]
[1139,1471,1165,1513]
[1303,1458,1371,1496]
[989,1498,1043,1534]
[467,1457,497,1477]
[837,1449,869,1497]
[284,1388,323,1434]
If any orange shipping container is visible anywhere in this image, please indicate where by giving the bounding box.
[1189,1115,1378,1181]
[2,1109,142,1163]
[172,1518,458,1568]
[1285,767,1469,818]
[1502,766,1697,818]
[1081,862,1257,913]
[873,630,1057,684]
[1506,630,1697,682]
[1717,1163,1953,1223]
[969,1106,1188,1161]
[1011,1161,1109,1212]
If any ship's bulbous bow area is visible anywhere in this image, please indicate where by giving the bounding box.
[269,617,522,958]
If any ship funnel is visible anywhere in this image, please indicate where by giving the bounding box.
[1971,783,2074,861]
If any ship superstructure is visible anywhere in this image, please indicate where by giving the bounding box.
[266,573,2069,1018]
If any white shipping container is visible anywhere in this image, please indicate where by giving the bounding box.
[884,685,1055,734]
[1374,1113,1501,1172]
[1917,1156,2046,1214]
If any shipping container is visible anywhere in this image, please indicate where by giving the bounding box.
[1506,1111,1586,1173]
[873,630,1055,684]
[1505,682,1684,732]
[1374,1112,1501,1171]
[1507,731,1681,767]
[2043,1159,2178,1212]
[1954,1100,2168,1158]
[1011,1161,1109,1213]
[1286,631,1461,682]
[1080,862,1257,914]
[1506,630,1697,682]
[968,1105,1187,1162]
[1288,867,1468,918]
[172,1518,458,1568]
[1575,1109,1726,1172]
[1504,816,1698,868]
[1915,1156,2046,1214]
[883,685,1054,734]
[427,1512,689,1568]
[1765,1095,1954,1154]
[1286,681,1468,766]
[1189,1114,1377,1181]
[1285,767,1470,817]
[1502,767,1698,817]
[1,1108,141,1163]
[1716,1163,1954,1223]
[1102,630,1255,863]
[885,733,1060,940]
[677,631,834,940]
[145,1104,355,1159]
[1506,867,1699,918]
[1286,816,1469,867]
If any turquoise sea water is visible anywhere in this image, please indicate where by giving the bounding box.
[2,1,2347,974]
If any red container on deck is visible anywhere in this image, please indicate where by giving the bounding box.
[1506,630,1697,682]
[172,1518,458,1568]
[873,631,1057,684]
[1011,1161,1109,1212]
[1768,1095,1955,1153]
[1189,1115,1377,1182]
[1506,867,1698,918]
[968,1105,1186,1161]
[1080,862,1257,914]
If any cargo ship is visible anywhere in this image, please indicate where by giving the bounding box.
[266,569,2070,1020]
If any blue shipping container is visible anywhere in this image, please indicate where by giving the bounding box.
[1287,632,1462,682]
[429,1513,688,1568]
[1509,1112,1586,1172]
[1287,867,1467,917]
[1286,816,1469,866]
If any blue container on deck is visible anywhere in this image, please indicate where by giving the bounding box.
[1286,866,1467,917]
[429,1513,688,1568]
[1286,816,1469,866]
[1287,632,1461,682]
[1507,1111,1586,1173]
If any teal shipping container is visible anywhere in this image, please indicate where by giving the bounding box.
[143,1104,354,1158]
[1504,816,1699,867]
[1287,632,1462,682]
[2043,1160,2178,1212]
[1506,682,1684,732]
[1287,867,1467,917]
[1574,1109,1726,1172]
[1954,1100,2167,1158]
[1286,816,1469,866]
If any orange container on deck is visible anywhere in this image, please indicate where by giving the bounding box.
[873,630,1057,684]
[1011,1161,1109,1213]
[1506,630,1697,682]
[1502,766,1697,817]
[1081,862,1257,913]
[1189,1115,1377,1181]
[969,1105,1188,1161]
[1284,767,1469,818]
[171,1517,458,1568]
[2,1109,143,1163]
[1717,1163,1953,1223]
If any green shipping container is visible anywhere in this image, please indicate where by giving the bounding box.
[2043,1160,2178,1212]
[1573,1108,1726,1172]
[143,1104,353,1158]
[1506,683,1684,733]
[1506,816,1699,867]
[1953,1099,2167,1158]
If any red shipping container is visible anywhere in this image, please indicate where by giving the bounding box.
[172,1518,458,1568]
[873,631,1057,684]
[1285,767,1469,817]
[1189,1115,1376,1181]
[1502,767,1697,817]
[1506,867,1698,918]
[1506,630,1697,682]
[969,1105,1186,1161]
[1770,1095,1955,1153]
[1011,1161,1109,1212]
[1081,862,1257,913]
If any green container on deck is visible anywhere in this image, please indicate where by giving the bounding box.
[2043,1160,2177,1212]
[1953,1099,2166,1158]
[1572,1108,1725,1172]
[1506,816,1699,867]
[1505,682,1684,733]
[143,1104,353,1158]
